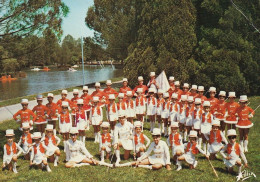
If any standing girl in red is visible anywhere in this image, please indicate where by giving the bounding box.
[167,76,175,97]
[224,92,239,131]
[156,89,165,133]
[46,93,60,136]
[190,85,198,98]
[196,86,207,104]
[32,95,49,134]
[119,78,132,99]
[235,95,255,152]
[213,91,227,133]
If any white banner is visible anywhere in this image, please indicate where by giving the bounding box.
[155,71,170,92]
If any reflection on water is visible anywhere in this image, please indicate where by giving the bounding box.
[0,65,123,100]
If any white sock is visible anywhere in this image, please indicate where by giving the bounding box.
[140,152,144,156]
[75,163,90,167]
[54,156,59,164]
[101,150,105,162]
[164,127,168,135]
[240,140,244,151]
[117,162,132,167]
[244,140,248,151]
[63,141,67,151]
[94,133,97,142]
[46,164,51,172]
[53,129,57,136]
[116,150,120,163]
[198,138,202,147]
[238,165,242,174]
[168,127,171,136]
[79,136,82,142]
[97,132,100,143]
[184,131,187,142]
[203,143,206,152]
[138,165,152,169]
[162,123,165,132]
[13,162,17,173]
[82,136,85,144]
[176,159,182,167]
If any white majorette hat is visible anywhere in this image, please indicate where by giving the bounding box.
[181,95,187,101]
[203,101,211,107]
[194,98,201,104]
[138,76,144,81]
[191,85,197,90]
[5,129,15,136]
[93,96,99,102]
[36,95,43,100]
[95,82,101,87]
[73,89,79,94]
[106,80,112,85]
[118,113,125,118]
[219,91,226,96]
[69,127,78,134]
[126,91,132,96]
[32,132,41,139]
[239,95,248,102]
[183,83,189,88]
[170,122,179,128]
[45,124,54,131]
[62,90,68,95]
[163,92,169,98]
[150,72,155,77]
[187,96,194,102]
[152,128,161,136]
[174,81,180,86]
[22,122,30,129]
[189,130,198,138]
[137,88,143,93]
[118,93,124,98]
[169,76,175,81]
[209,87,216,92]
[109,94,115,100]
[77,99,84,105]
[83,86,88,90]
[148,88,155,93]
[228,92,236,97]
[212,119,220,126]
[171,93,178,99]
[134,121,142,128]
[62,101,69,107]
[122,78,128,82]
[21,99,29,104]
[227,129,237,136]
[101,122,110,128]
[198,86,204,92]
[47,93,54,98]
[157,89,163,94]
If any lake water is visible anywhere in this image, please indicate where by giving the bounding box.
[0,65,123,100]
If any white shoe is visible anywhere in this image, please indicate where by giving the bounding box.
[115,160,120,166]
[176,166,182,171]
[13,168,18,173]
[54,161,58,167]
[236,173,243,181]
[194,161,198,168]
[46,166,52,172]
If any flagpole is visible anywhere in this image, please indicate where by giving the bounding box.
[81,36,85,85]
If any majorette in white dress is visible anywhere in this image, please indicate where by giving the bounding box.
[167,132,184,155]
[90,105,103,125]
[58,110,72,133]
[178,103,187,124]
[117,101,127,118]
[107,98,118,121]
[18,133,32,155]
[133,133,150,153]
[3,142,23,165]
[42,135,60,156]
[185,104,194,127]
[99,133,112,153]
[200,111,213,135]
[75,108,88,131]
[169,102,179,124]
[161,94,170,119]
[135,95,146,115]
[30,142,48,165]
[192,107,203,130]
[125,92,136,118]
[138,140,171,166]
[114,121,134,151]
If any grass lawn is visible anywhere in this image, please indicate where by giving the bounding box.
[0,96,259,182]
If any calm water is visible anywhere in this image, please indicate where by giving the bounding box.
[0,65,123,100]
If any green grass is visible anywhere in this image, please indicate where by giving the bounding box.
[0,96,259,182]
[0,77,123,107]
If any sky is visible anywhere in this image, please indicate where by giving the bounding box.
[61,0,94,40]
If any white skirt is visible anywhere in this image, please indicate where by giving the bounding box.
[4,154,16,165]
[208,142,223,153]
[169,113,178,122]
[224,120,237,124]
[22,145,30,155]
[171,145,184,156]
[223,156,241,168]
[100,143,111,153]
[179,115,186,124]
[147,105,156,115]
[34,120,47,125]
[92,116,102,125]
[161,111,169,119]
[126,108,135,118]
[135,106,145,114]
[60,123,71,133]
[76,119,87,131]
[183,153,196,165]
[134,143,146,153]
[148,155,166,166]
[109,114,118,121]
[157,107,162,115]
[186,117,193,126]
[33,154,47,165]
[201,123,212,135]
[69,154,87,163]
[45,145,59,156]
[193,119,201,130]
[119,139,133,150]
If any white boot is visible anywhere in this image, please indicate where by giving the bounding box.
[101,150,105,162]
[164,127,168,136]
[162,123,165,134]
[86,120,90,130]
[115,150,121,164]
[203,143,206,152]
[53,129,57,136]
[82,136,86,145]
[198,138,202,147]
[184,131,187,142]
[176,160,182,171]
[79,136,82,142]
[46,164,52,172]
[99,161,113,168]
[168,127,171,136]
[240,140,244,152]
[193,161,198,168]
[150,122,153,132]
[63,141,67,151]
[115,162,132,167]
[138,165,152,169]
[13,162,18,173]
[110,130,114,136]
[54,156,59,166]
[96,132,100,143]
[159,123,163,133]
[94,133,97,143]
[244,140,248,152]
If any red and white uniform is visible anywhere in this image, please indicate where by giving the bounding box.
[75,108,88,131]
[114,121,134,150]
[135,96,146,114]
[167,132,184,155]
[133,85,148,95]
[18,133,33,154]
[213,100,226,120]
[179,103,187,124]
[13,109,36,130]
[200,112,213,135]
[182,142,206,165]
[30,143,47,165]
[147,79,157,93]
[195,95,207,104]
[58,111,72,133]
[32,105,49,125]
[103,88,118,98]
[91,90,108,102]
[99,133,112,152]
[192,107,203,130]
[71,97,80,113]
[125,99,136,118]
[207,98,218,113]
[169,102,179,123]
[146,97,157,115]
[161,100,171,119]
[80,94,92,110]
[205,130,227,153]
[156,98,164,115]
[117,101,127,116]
[225,102,239,124]
[3,142,23,165]
[42,135,60,156]
[220,142,247,168]
[235,106,255,128]
[174,89,183,100]
[90,105,103,125]
[56,98,72,109]
[46,102,60,122]
[107,103,118,121]
[190,92,198,99]
[167,85,175,98]
[185,105,194,126]
[119,86,132,99]
[133,133,150,153]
